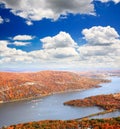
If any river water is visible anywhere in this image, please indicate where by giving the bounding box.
[0,77,120,127]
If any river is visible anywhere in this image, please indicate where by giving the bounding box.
[0,77,120,127]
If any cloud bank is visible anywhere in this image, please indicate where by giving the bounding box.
[78,26,120,67]
[0,0,120,25]
[97,0,120,4]
[82,26,120,45]
[0,26,120,69]
[0,0,95,24]
[41,31,77,49]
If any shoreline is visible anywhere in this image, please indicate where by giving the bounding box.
[0,77,111,104]
[0,71,111,104]
[75,109,119,121]
[0,86,100,104]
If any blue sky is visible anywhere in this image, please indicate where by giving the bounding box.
[0,0,120,71]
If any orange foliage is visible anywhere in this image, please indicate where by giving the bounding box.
[0,71,104,102]
[3,117,120,129]
[64,93,120,110]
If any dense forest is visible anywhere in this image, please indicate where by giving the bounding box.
[3,117,120,129]
[0,71,109,103]
[64,93,120,110]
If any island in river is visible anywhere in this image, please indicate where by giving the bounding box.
[64,93,120,110]
[64,93,120,119]
[0,71,110,103]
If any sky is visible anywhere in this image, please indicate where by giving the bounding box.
[0,0,120,71]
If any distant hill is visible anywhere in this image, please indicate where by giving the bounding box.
[0,71,108,103]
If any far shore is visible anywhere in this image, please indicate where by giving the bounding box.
[0,86,100,104]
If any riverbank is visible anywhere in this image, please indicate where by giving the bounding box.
[64,93,120,110]
[75,109,119,120]
[64,93,120,120]
[2,116,120,129]
[0,71,111,104]
[0,86,98,104]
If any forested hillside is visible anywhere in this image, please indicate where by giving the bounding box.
[3,117,120,129]
[0,71,107,103]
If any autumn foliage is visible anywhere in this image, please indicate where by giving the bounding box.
[3,117,120,129]
[0,71,105,102]
[64,93,120,110]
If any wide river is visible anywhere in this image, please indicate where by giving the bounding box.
[0,77,120,127]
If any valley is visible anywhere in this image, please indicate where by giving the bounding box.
[0,71,120,128]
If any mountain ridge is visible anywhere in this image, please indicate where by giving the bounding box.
[0,71,109,103]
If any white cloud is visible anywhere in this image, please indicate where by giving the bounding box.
[78,45,109,56]
[41,31,77,49]
[0,16,3,24]
[97,0,120,4]
[0,16,10,24]
[78,26,120,67]
[0,0,95,21]
[29,47,78,60]
[13,41,30,46]
[13,35,34,41]
[45,47,78,59]
[0,40,33,64]
[82,26,120,46]
[39,32,79,60]
[25,20,33,26]
[0,32,79,66]
[29,32,78,60]
[0,0,120,23]
[0,40,9,51]
[0,28,120,69]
